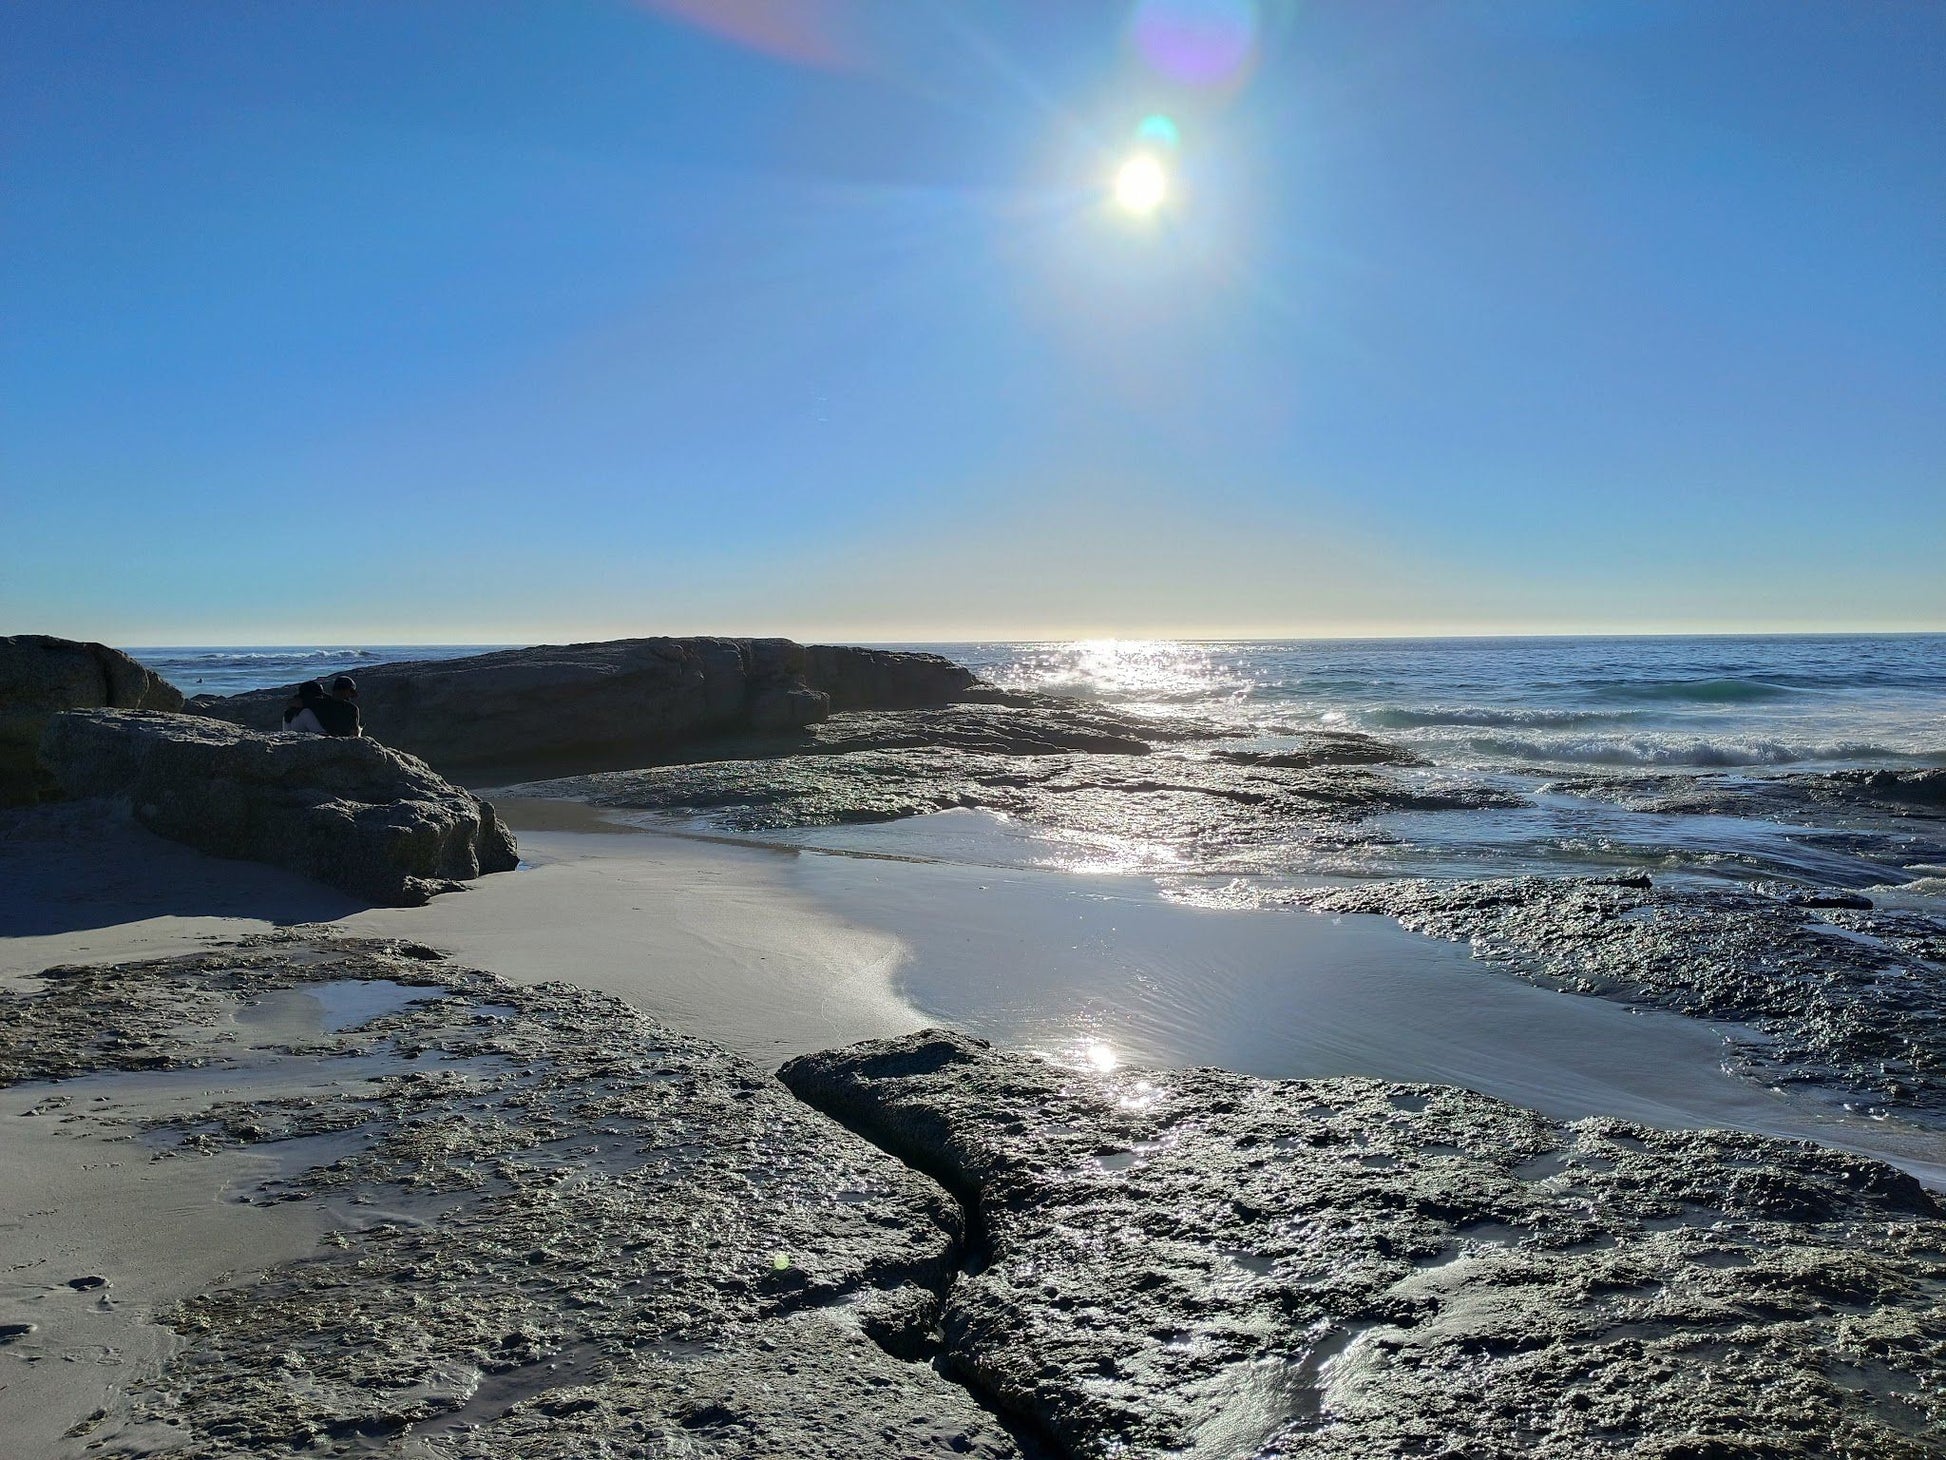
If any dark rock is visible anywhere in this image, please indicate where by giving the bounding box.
[66,1275,108,1290]
[789,704,1192,758]
[1815,767,1946,813]
[519,741,1520,867]
[1556,767,1946,827]
[0,939,1023,1458]
[38,710,518,906]
[0,1322,35,1343]
[0,635,183,805]
[782,1029,1946,1459]
[803,643,979,710]
[1750,879,1874,910]
[192,637,979,775]
[1211,732,1425,769]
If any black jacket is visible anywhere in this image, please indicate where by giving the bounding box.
[313,693,361,736]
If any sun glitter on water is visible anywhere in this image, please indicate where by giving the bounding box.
[1114,153,1169,215]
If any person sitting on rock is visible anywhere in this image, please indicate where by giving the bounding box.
[313,675,363,737]
[282,681,329,734]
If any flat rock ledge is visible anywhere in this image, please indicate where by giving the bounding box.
[782,1029,1946,1460]
[522,721,1510,849]
[0,940,1026,1458]
[39,709,518,906]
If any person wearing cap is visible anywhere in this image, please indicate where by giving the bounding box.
[314,675,363,737]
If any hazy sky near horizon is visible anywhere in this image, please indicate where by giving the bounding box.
[3,0,1942,645]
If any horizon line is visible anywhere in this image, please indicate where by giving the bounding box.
[116,626,1946,650]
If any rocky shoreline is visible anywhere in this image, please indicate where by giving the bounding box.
[0,632,991,903]
[4,940,1941,1457]
[513,695,1946,1128]
[1,938,1027,1457]
[787,1028,1946,1458]
[4,635,1945,1454]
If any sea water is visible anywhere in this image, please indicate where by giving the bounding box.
[937,635,1946,771]
[131,645,508,698]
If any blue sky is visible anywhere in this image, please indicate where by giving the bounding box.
[2,0,1941,643]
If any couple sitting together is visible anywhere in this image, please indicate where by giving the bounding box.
[282,675,362,737]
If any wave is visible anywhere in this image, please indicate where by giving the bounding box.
[1463,735,1934,769]
[137,648,391,666]
[1365,705,1641,731]
[1594,677,1796,705]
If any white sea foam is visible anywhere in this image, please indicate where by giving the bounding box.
[1453,735,1932,769]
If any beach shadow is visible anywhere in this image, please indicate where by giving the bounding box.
[0,801,367,938]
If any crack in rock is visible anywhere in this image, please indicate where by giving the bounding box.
[782,1028,1946,1460]
[1,938,1028,1457]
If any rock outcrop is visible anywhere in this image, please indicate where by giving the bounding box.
[39,710,518,906]
[518,732,1517,847]
[0,940,1026,1457]
[193,637,980,775]
[803,642,984,711]
[0,635,183,805]
[1550,765,1946,828]
[782,1028,1946,1460]
[1816,766,1946,813]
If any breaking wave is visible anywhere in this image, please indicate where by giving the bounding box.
[1463,735,1927,769]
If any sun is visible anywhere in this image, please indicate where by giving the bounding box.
[1113,153,1168,215]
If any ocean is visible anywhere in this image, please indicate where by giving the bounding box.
[132,645,508,698]
[917,634,1946,893]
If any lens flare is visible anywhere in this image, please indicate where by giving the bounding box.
[1132,0,1258,87]
[1114,154,1169,215]
[1136,113,1182,150]
[631,0,858,70]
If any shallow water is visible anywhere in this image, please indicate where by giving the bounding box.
[771,816,1946,1187]
[414,635,1946,896]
